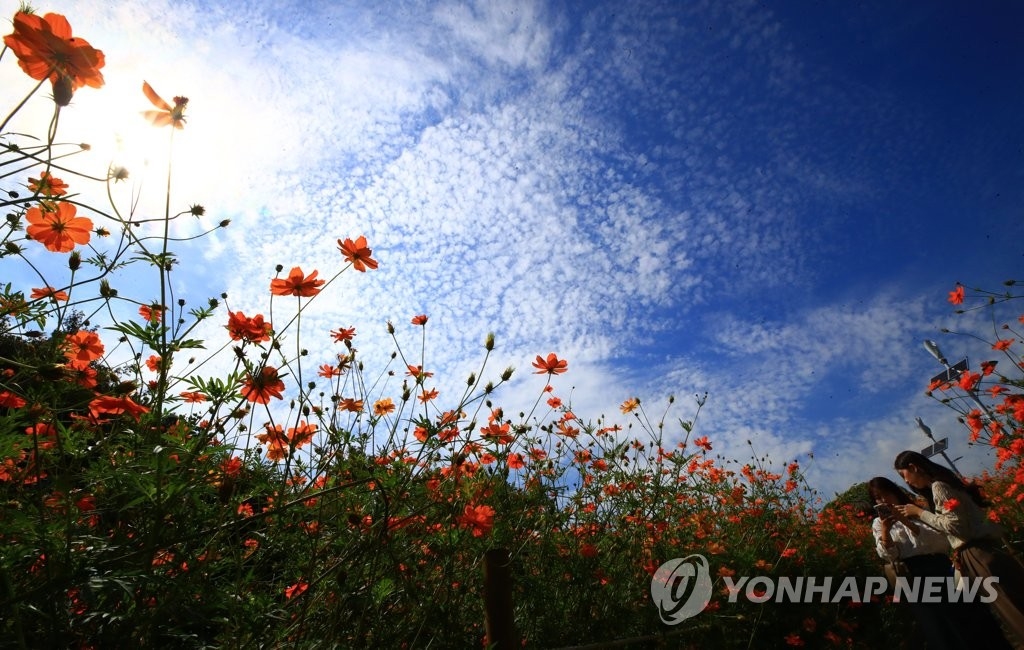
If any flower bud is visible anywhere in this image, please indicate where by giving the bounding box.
[466,372,476,386]
[189,204,205,216]
[53,75,74,107]
[485,332,495,351]
[68,251,81,271]
[501,366,514,381]
[99,279,117,298]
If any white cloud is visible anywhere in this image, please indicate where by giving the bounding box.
[4,0,1014,505]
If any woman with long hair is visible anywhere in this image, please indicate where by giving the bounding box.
[869,476,1009,649]
[894,450,1024,647]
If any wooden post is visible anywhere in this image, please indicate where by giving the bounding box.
[484,548,518,649]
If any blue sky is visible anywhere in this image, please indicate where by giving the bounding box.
[3,0,1022,498]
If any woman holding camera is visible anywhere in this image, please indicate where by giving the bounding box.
[870,476,1010,649]
[894,450,1024,647]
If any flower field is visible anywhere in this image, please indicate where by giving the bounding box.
[3,8,1024,649]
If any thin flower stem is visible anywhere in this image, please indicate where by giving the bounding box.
[0,76,47,135]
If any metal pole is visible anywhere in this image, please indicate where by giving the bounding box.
[483,548,518,649]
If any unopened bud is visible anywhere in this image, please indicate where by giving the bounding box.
[53,75,74,107]
[189,204,205,216]
[485,332,495,351]
[387,321,395,334]
[99,279,117,298]
[466,372,476,386]
[219,219,230,228]
[501,366,514,381]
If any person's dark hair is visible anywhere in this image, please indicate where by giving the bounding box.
[893,450,989,509]
[867,476,914,507]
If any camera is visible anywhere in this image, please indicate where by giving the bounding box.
[874,503,894,518]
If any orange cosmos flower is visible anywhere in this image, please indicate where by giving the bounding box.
[28,172,68,197]
[373,398,396,416]
[993,339,1015,351]
[287,421,317,448]
[948,284,965,305]
[138,304,164,323]
[3,12,105,97]
[285,581,309,599]
[63,331,103,369]
[693,436,713,451]
[411,314,428,326]
[620,397,640,414]
[318,364,342,378]
[958,370,981,391]
[26,423,58,450]
[330,326,356,342]
[145,355,162,372]
[458,504,495,537]
[88,394,149,421]
[256,424,288,461]
[406,365,433,380]
[338,398,363,412]
[507,453,525,470]
[418,388,439,403]
[25,202,92,253]
[227,311,272,343]
[532,353,568,375]
[179,391,207,403]
[270,267,324,297]
[65,365,97,389]
[337,236,379,272]
[241,366,286,404]
[30,286,69,301]
[142,81,188,129]
[0,391,27,409]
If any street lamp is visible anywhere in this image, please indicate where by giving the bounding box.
[923,340,948,366]
[921,338,1007,436]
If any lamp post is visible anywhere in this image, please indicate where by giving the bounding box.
[922,339,1009,438]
